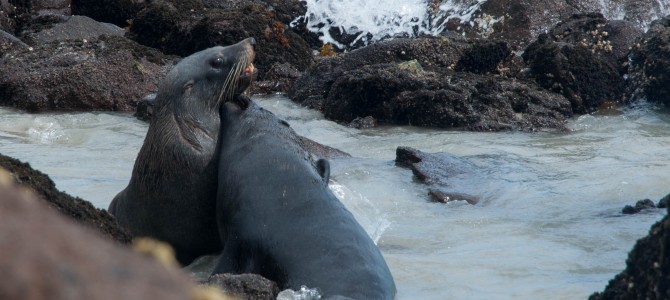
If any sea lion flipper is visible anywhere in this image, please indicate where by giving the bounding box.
[316,159,330,184]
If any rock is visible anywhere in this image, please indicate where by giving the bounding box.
[0,35,175,112]
[349,116,377,129]
[0,29,30,55]
[291,36,573,131]
[626,16,670,106]
[250,62,303,95]
[590,205,670,299]
[206,273,279,300]
[126,0,312,79]
[523,14,627,114]
[19,15,124,45]
[395,146,482,205]
[658,193,670,209]
[621,199,657,215]
[71,0,146,28]
[0,167,207,300]
[0,153,131,243]
[297,135,351,160]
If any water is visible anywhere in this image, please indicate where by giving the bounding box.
[1,95,668,299]
[296,0,670,47]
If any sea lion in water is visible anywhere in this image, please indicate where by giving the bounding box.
[109,38,257,266]
[213,98,396,299]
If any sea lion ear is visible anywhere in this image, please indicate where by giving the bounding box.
[316,159,330,184]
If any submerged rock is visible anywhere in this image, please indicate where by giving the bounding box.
[395,146,482,205]
[0,153,131,243]
[590,204,670,299]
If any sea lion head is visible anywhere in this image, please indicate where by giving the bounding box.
[154,37,257,120]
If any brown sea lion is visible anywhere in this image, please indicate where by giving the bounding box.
[109,38,257,266]
[212,97,396,299]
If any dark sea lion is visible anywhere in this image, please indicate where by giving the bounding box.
[109,38,257,266]
[213,98,396,299]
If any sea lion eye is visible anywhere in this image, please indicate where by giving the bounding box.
[211,57,224,68]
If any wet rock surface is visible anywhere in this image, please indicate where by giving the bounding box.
[626,16,670,106]
[206,273,279,300]
[522,13,630,114]
[395,146,482,205]
[0,35,174,112]
[590,203,670,299]
[291,37,574,131]
[126,0,312,79]
[0,153,131,243]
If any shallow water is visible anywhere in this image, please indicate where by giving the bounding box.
[0,95,668,299]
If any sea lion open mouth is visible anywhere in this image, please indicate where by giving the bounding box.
[233,62,256,109]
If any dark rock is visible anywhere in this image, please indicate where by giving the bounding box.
[626,16,670,106]
[289,37,468,108]
[0,153,131,243]
[395,146,482,205]
[658,193,670,209]
[19,15,124,45]
[250,61,303,94]
[621,199,657,215]
[0,29,29,55]
[523,17,626,114]
[297,135,351,160]
[0,167,211,300]
[126,0,313,79]
[206,273,279,300]
[31,0,70,15]
[0,35,175,112]
[325,64,572,131]
[71,0,146,28]
[291,36,572,131]
[590,205,670,299]
[455,40,511,74]
[0,0,17,33]
[349,116,377,129]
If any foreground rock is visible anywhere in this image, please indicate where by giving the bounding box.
[395,146,483,204]
[626,16,670,107]
[0,153,131,243]
[590,202,670,299]
[0,34,174,112]
[206,273,279,300]
[290,37,573,131]
[0,168,208,300]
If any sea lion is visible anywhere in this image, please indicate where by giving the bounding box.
[212,98,396,299]
[109,38,257,266]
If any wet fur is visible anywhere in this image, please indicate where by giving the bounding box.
[109,38,255,266]
[213,100,396,299]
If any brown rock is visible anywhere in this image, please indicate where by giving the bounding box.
[206,273,279,300]
[0,35,175,112]
[0,168,197,300]
[0,153,131,243]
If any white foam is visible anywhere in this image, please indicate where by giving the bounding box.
[277,286,322,300]
[294,0,485,47]
[330,181,391,244]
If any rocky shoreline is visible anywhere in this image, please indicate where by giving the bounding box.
[1,0,670,298]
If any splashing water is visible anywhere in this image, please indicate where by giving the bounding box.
[277,286,322,300]
[295,0,486,48]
